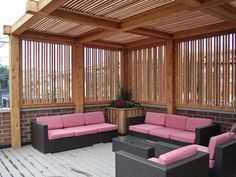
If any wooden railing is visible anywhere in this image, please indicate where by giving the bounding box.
[84,47,123,102]
[176,33,236,108]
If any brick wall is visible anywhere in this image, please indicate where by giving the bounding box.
[0,111,11,148]
[141,104,167,114]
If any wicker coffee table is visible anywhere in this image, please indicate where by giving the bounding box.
[112,136,159,158]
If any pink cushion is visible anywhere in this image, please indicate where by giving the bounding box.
[170,131,195,144]
[149,127,184,139]
[191,144,209,153]
[65,126,98,136]
[129,124,162,134]
[157,146,197,165]
[145,112,166,126]
[62,113,85,128]
[165,115,187,130]
[208,132,235,159]
[37,115,63,130]
[86,123,118,132]
[48,129,74,140]
[186,118,213,132]
[209,160,215,169]
[148,157,162,164]
[84,112,105,125]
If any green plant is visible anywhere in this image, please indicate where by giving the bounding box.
[116,88,132,101]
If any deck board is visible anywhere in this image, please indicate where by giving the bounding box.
[0,143,115,177]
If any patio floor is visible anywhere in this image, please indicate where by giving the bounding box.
[0,143,115,177]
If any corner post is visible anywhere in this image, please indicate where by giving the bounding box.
[73,41,84,113]
[166,40,176,114]
[9,34,21,148]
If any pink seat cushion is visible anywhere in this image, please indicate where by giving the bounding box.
[145,112,166,126]
[84,112,105,125]
[170,131,195,144]
[86,123,118,132]
[186,118,213,132]
[149,127,184,139]
[191,144,209,153]
[65,126,98,136]
[129,124,162,134]
[148,157,162,164]
[157,146,198,165]
[37,115,63,130]
[165,115,187,130]
[48,129,75,140]
[208,132,235,160]
[209,160,215,169]
[62,113,85,128]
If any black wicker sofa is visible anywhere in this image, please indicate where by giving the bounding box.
[31,111,118,153]
[128,112,220,146]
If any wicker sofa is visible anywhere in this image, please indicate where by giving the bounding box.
[128,112,220,146]
[31,111,118,153]
[116,142,209,177]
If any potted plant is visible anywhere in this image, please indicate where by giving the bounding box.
[108,88,142,135]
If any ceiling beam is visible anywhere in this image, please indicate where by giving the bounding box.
[84,40,125,49]
[125,38,165,49]
[173,22,236,39]
[128,27,172,39]
[10,0,69,35]
[79,1,185,42]
[49,9,120,30]
[3,25,12,35]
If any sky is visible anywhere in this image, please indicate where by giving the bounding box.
[0,0,26,66]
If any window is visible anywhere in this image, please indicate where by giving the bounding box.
[21,40,72,105]
[176,33,236,108]
[128,44,167,103]
[84,47,123,102]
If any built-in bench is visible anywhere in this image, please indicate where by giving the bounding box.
[128,112,220,146]
[31,111,118,153]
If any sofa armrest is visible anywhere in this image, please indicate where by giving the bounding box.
[116,150,209,177]
[116,151,165,177]
[31,120,49,153]
[154,141,181,157]
[213,140,236,177]
[195,123,220,146]
[127,115,145,127]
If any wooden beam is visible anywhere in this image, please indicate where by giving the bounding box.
[26,0,38,14]
[203,4,236,24]
[21,31,76,44]
[85,40,125,49]
[49,9,120,30]
[173,22,236,40]
[73,42,84,113]
[9,35,21,148]
[3,25,11,35]
[121,2,187,31]
[128,27,172,39]
[166,40,175,114]
[11,0,68,35]
[125,38,165,49]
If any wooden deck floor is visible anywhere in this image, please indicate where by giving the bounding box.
[0,143,115,177]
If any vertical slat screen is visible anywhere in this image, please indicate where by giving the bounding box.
[176,33,236,108]
[128,44,167,103]
[84,47,123,102]
[21,39,72,105]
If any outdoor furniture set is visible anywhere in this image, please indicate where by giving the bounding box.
[113,112,236,177]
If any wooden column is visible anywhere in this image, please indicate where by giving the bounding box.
[73,42,84,112]
[166,40,176,114]
[9,35,21,148]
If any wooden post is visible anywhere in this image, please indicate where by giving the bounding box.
[166,40,176,114]
[73,41,84,112]
[9,35,21,148]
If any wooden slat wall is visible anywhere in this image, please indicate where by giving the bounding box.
[84,47,123,102]
[128,44,167,103]
[176,32,236,108]
[21,39,72,105]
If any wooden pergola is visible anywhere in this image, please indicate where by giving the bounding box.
[3,0,236,148]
